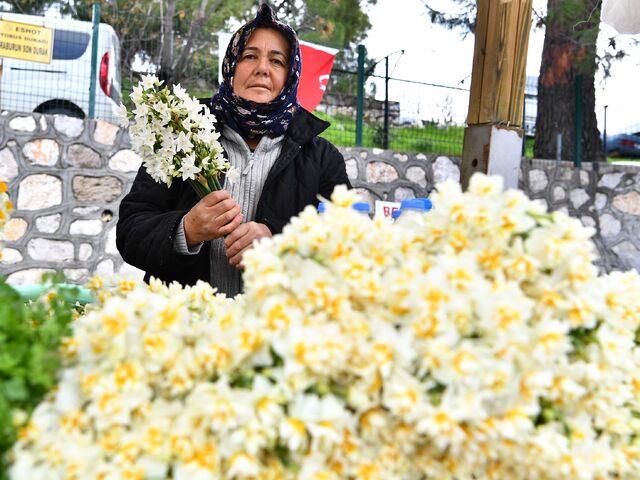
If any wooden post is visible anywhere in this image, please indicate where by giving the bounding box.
[460,0,533,190]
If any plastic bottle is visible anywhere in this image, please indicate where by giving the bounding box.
[351,202,371,217]
[392,198,432,227]
[317,202,328,213]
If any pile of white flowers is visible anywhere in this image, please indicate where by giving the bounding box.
[120,75,231,197]
[9,174,640,479]
[0,180,13,258]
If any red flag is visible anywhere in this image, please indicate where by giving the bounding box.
[298,40,338,112]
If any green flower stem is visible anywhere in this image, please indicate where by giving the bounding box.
[206,174,223,192]
[187,178,211,199]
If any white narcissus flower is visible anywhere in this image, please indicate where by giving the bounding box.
[225,166,241,186]
[178,153,201,181]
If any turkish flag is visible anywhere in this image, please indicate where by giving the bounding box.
[298,40,338,112]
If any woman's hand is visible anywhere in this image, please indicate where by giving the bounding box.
[224,222,272,268]
[183,190,243,247]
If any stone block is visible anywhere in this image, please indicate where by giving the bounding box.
[72,175,123,203]
[529,169,548,193]
[27,238,74,261]
[570,188,589,210]
[74,206,100,214]
[579,170,589,186]
[366,162,398,183]
[0,148,18,181]
[580,216,596,228]
[406,166,427,187]
[63,268,89,282]
[0,218,27,241]
[36,214,62,233]
[105,226,118,255]
[54,116,84,138]
[612,191,640,215]
[345,158,358,181]
[70,219,103,235]
[394,187,417,201]
[552,186,566,201]
[96,258,115,276]
[94,120,119,145]
[66,144,102,168]
[600,213,622,237]
[17,174,62,210]
[108,149,142,172]
[23,139,60,166]
[7,268,55,285]
[9,116,36,132]
[612,241,640,267]
[433,156,460,185]
[0,248,22,264]
[598,173,624,189]
[595,193,607,211]
[79,243,93,261]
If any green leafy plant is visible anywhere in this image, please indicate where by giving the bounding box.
[0,274,82,479]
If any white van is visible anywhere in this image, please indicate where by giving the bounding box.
[0,12,121,124]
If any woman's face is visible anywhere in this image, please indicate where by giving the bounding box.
[232,28,290,103]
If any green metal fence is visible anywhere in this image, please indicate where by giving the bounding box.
[315,48,469,156]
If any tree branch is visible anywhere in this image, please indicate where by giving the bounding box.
[172,0,223,83]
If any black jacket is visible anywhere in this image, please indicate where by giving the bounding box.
[116,108,350,286]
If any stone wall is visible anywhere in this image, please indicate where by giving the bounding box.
[1,112,639,284]
[0,113,143,284]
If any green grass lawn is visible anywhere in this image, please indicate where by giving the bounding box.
[316,111,537,158]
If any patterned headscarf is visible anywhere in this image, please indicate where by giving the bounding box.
[211,3,301,140]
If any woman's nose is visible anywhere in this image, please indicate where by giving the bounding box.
[254,55,269,75]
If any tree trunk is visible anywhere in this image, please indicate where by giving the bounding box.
[534,0,604,162]
[172,0,223,84]
[158,0,176,84]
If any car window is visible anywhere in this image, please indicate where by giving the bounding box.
[53,29,90,60]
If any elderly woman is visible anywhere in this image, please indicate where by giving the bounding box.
[116,3,350,296]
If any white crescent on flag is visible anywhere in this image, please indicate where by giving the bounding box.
[297,40,339,111]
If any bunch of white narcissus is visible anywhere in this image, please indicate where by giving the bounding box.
[0,180,12,260]
[8,173,640,479]
[241,173,640,479]
[119,74,232,197]
[0,181,12,232]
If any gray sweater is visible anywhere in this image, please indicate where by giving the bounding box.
[174,126,284,297]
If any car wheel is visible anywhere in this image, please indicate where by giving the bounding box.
[38,106,85,119]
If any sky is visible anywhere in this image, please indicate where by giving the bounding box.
[362,0,640,134]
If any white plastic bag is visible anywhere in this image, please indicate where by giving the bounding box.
[601,0,640,34]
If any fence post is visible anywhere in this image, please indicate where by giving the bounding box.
[88,2,101,119]
[574,74,583,168]
[521,95,526,156]
[603,104,608,156]
[383,56,389,149]
[356,44,365,147]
